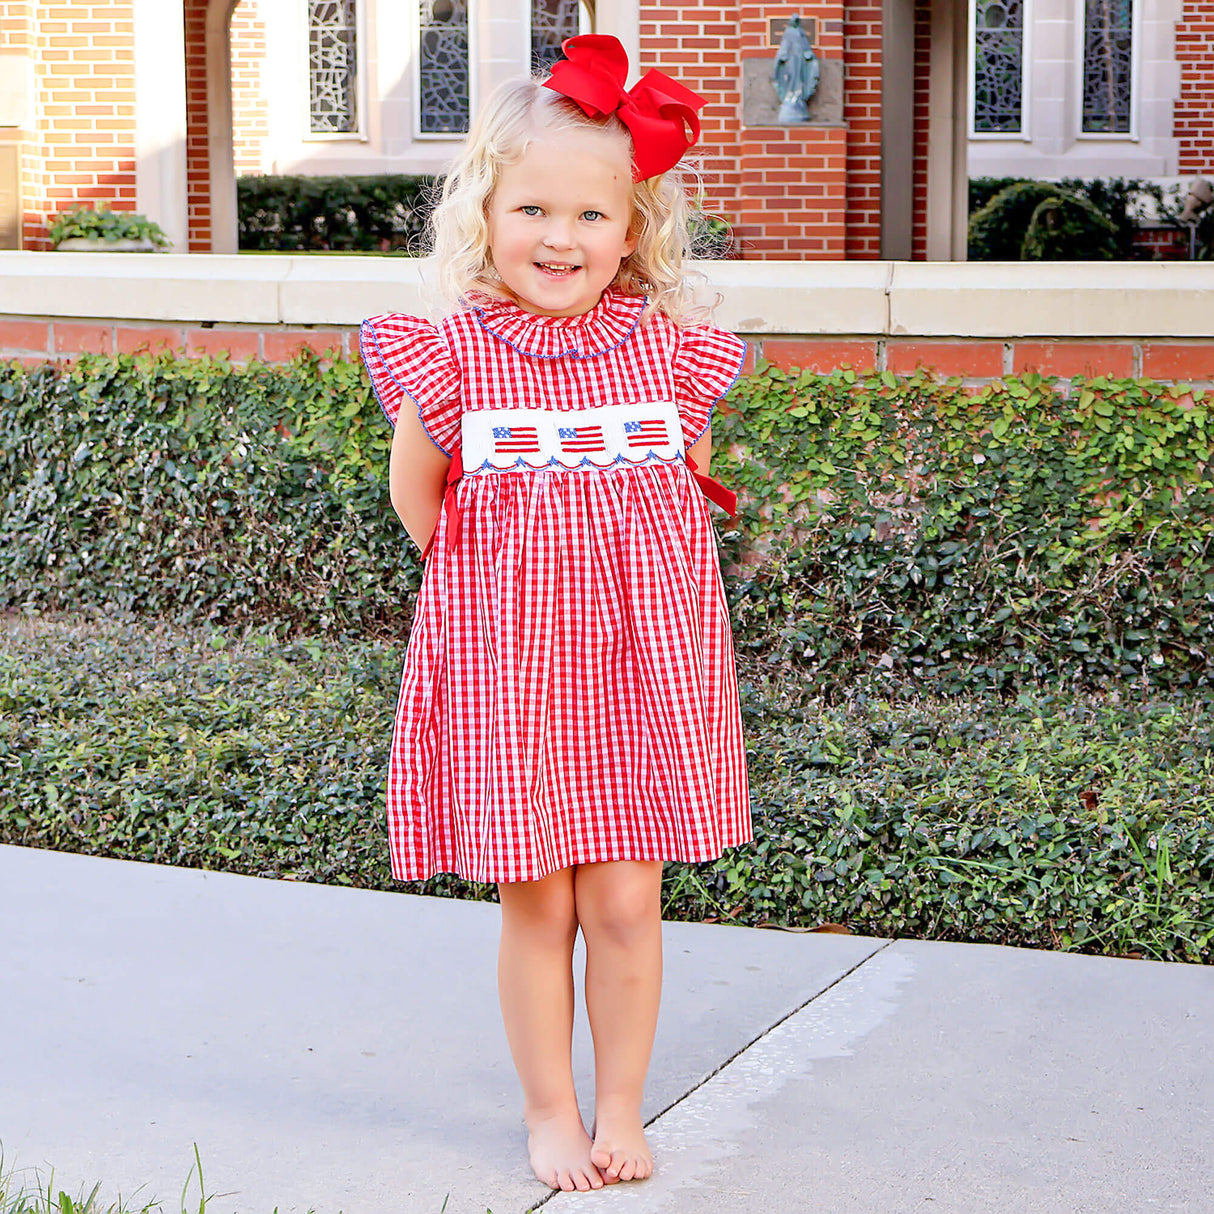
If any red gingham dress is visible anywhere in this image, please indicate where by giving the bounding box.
[360,290,752,884]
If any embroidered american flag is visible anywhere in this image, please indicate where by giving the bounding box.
[558,425,606,453]
[492,425,540,454]
[624,418,669,447]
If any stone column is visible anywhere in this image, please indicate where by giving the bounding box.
[134,0,189,253]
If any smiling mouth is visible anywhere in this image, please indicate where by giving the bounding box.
[535,262,580,276]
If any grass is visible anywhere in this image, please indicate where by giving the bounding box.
[0,1146,237,1214]
[2,610,1212,961]
[0,1144,476,1214]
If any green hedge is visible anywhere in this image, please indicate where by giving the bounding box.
[2,352,1211,689]
[0,353,414,635]
[715,364,1213,690]
[237,173,437,253]
[2,617,1210,963]
[968,176,1176,260]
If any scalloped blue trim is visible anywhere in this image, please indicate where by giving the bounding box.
[359,318,453,457]
[468,448,686,475]
[687,339,748,447]
[471,295,648,361]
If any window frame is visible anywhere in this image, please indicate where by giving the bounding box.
[412,0,478,143]
[968,0,1033,142]
[302,0,368,143]
[1073,0,1141,141]
[528,0,594,75]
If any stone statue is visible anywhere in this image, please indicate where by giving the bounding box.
[772,15,820,123]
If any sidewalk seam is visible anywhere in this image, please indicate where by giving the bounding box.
[529,937,896,1209]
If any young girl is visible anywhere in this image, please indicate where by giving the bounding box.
[359,34,752,1193]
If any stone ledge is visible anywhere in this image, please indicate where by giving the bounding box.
[2,252,1214,339]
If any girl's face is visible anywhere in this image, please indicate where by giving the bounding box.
[486,125,638,318]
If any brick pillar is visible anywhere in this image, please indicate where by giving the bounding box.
[843,1,883,258]
[910,0,931,261]
[1176,0,1214,176]
[184,0,212,252]
[5,1,138,251]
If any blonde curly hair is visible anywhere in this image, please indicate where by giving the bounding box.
[427,74,709,325]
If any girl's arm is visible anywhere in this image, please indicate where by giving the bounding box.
[389,394,452,552]
[686,423,711,474]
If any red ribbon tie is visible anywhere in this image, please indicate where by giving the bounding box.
[543,34,704,180]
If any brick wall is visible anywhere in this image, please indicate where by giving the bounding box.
[639,1,886,259]
[639,1,744,247]
[230,0,268,175]
[3,315,1212,387]
[3,1,138,250]
[1176,0,1214,176]
[0,1,33,51]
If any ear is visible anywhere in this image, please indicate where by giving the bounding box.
[622,223,640,258]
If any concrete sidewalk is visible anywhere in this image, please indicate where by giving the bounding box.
[2,844,1210,1214]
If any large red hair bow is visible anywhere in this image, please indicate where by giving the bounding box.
[543,34,704,181]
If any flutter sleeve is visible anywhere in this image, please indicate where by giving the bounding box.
[672,323,747,448]
[359,314,462,455]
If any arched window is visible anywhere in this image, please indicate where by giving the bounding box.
[419,0,471,135]
[308,0,359,135]
[970,0,1027,135]
[531,0,593,75]
[1081,0,1135,134]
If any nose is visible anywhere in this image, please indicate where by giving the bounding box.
[542,216,575,250]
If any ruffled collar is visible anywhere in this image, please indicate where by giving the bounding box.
[470,290,647,360]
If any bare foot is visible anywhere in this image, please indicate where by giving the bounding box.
[590,1099,653,1183]
[526,1108,605,1192]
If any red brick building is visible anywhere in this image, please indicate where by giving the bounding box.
[0,1,1209,260]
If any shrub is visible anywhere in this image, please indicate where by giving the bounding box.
[714,363,1214,690]
[237,174,438,253]
[1020,194,1120,260]
[2,617,1210,963]
[1,354,1211,690]
[969,181,1119,260]
[0,352,417,635]
[968,176,1175,260]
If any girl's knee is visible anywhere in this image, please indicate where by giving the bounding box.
[499,869,579,947]
[575,862,662,947]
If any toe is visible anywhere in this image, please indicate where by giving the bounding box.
[618,1158,638,1182]
[590,1146,611,1170]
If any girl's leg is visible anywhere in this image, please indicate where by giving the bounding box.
[497,868,603,1192]
[574,859,663,1183]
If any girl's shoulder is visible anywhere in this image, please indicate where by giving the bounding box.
[359,312,462,428]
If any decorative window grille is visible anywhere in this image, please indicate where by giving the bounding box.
[308,0,359,135]
[419,0,470,135]
[971,0,1025,134]
[1082,0,1133,133]
[530,0,589,74]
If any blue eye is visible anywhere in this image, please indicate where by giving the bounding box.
[520,205,542,216]
[582,210,604,222]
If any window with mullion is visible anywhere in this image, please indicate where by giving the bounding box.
[309,0,360,135]
[419,0,471,135]
[971,0,1027,135]
[530,0,592,75]
[1081,0,1134,134]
